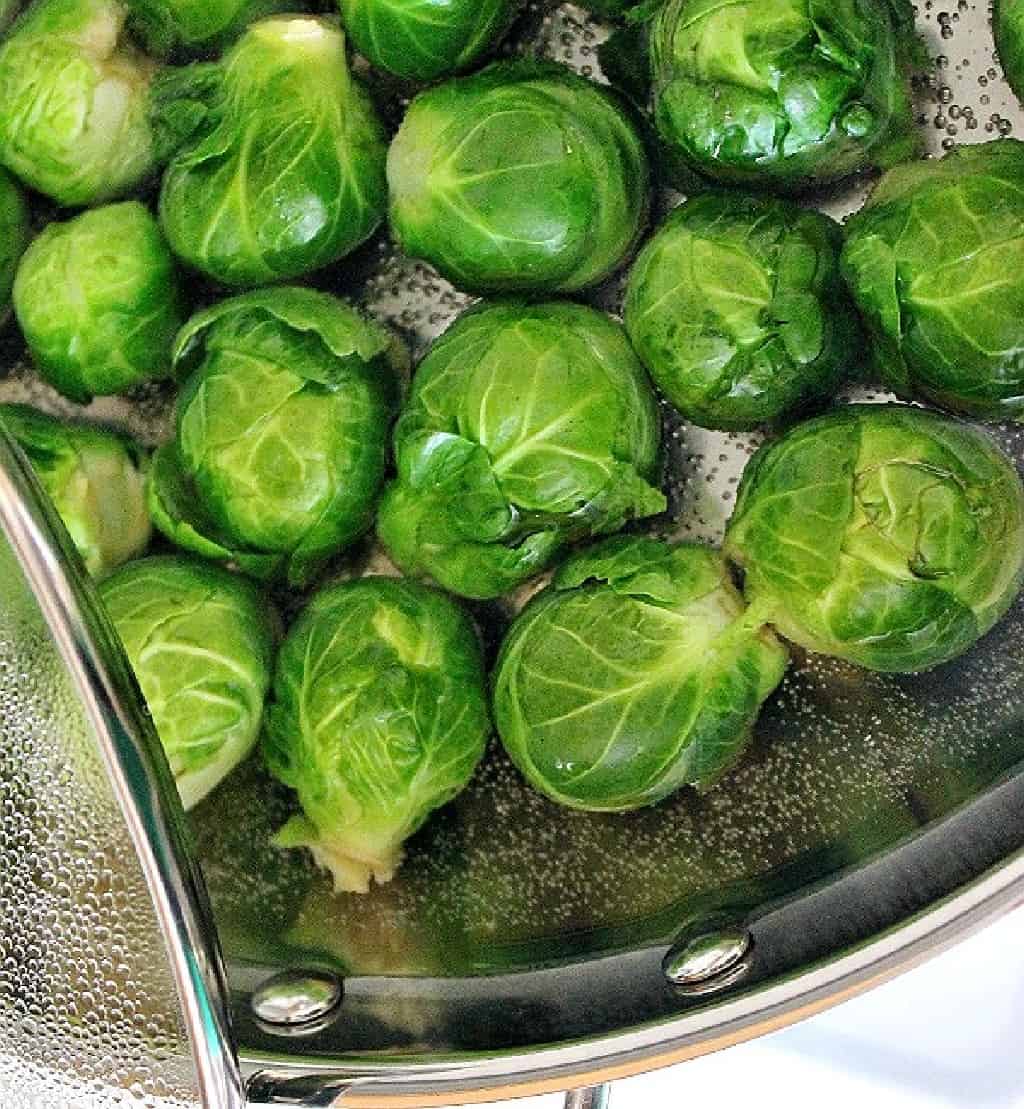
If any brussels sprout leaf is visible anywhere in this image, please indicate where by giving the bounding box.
[147,442,285,581]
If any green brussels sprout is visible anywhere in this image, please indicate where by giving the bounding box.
[0,0,157,205]
[387,60,650,294]
[155,17,387,287]
[128,0,295,56]
[841,140,1024,421]
[0,404,150,577]
[493,536,788,811]
[624,194,857,431]
[264,576,490,892]
[649,0,919,191]
[0,168,27,320]
[0,0,21,31]
[338,0,514,80]
[13,202,184,403]
[724,405,1024,673]
[100,556,276,810]
[996,0,1024,104]
[147,286,404,588]
[377,301,666,600]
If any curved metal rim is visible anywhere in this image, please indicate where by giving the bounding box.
[243,836,1024,1105]
[4,409,1022,1109]
[0,427,247,1109]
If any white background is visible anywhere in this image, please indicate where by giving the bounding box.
[445,906,1024,1109]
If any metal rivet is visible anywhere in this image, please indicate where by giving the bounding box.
[662,928,753,995]
[251,969,342,1027]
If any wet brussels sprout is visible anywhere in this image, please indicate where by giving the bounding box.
[0,168,27,320]
[493,536,788,811]
[0,0,21,30]
[377,301,665,600]
[338,0,514,80]
[624,194,858,431]
[841,140,1024,420]
[264,577,490,892]
[1,404,150,578]
[155,16,387,287]
[100,556,276,810]
[128,0,294,56]
[0,0,157,205]
[388,60,650,294]
[724,405,1024,673]
[13,202,184,403]
[996,0,1024,104]
[147,286,404,588]
[649,0,919,191]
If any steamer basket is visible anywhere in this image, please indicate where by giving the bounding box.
[2,1,1024,1106]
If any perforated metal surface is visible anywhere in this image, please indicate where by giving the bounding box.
[0,490,199,1105]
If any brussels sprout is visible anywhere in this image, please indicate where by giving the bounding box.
[13,202,184,403]
[841,140,1024,420]
[0,0,21,31]
[493,536,788,811]
[649,0,919,191]
[1,404,150,577]
[147,286,404,588]
[377,301,665,600]
[624,194,857,431]
[338,0,513,80]
[996,0,1024,104]
[100,556,276,810]
[0,168,27,319]
[128,0,294,56]
[264,576,490,892]
[155,17,387,287]
[387,60,650,294]
[724,405,1024,673]
[0,0,157,205]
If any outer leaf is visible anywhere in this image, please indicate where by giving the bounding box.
[158,16,387,286]
[146,442,286,581]
[160,287,403,587]
[996,0,1024,105]
[649,0,921,191]
[624,193,858,430]
[100,555,276,810]
[264,577,490,892]
[841,139,1024,419]
[338,0,515,80]
[0,168,27,317]
[724,404,1024,672]
[0,0,156,205]
[129,0,299,57]
[1,403,151,578]
[13,201,184,402]
[377,301,665,599]
[494,537,788,811]
[387,60,650,294]
[172,284,403,392]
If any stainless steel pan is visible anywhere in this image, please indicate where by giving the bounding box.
[2,1,1024,1106]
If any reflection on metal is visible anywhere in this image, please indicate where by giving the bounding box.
[663,929,754,994]
[246,1069,354,1106]
[564,1085,611,1109]
[252,970,343,1028]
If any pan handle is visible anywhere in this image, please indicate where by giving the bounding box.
[564,1085,611,1109]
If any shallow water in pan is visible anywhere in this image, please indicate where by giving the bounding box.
[3,0,1024,982]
